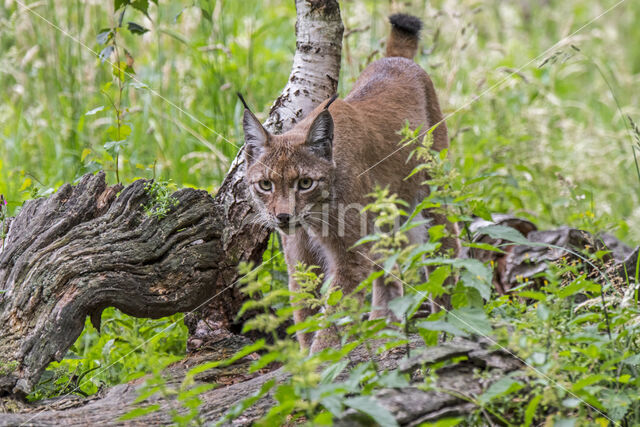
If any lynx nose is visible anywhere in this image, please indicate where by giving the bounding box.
[276,213,291,226]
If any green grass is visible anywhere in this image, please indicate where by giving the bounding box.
[2,0,640,417]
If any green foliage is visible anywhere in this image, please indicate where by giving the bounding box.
[28,308,188,401]
[120,362,216,425]
[143,179,179,219]
[127,142,639,424]
[469,255,640,425]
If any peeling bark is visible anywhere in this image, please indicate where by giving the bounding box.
[263,0,343,133]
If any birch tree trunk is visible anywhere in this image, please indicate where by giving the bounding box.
[0,0,343,398]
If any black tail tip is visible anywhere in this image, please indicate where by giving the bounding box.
[389,13,423,36]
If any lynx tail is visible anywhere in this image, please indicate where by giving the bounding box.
[386,13,423,59]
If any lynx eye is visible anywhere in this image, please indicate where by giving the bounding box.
[257,180,273,192]
[298,178,314,191]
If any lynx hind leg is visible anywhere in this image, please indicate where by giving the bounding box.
[424,210,460,313]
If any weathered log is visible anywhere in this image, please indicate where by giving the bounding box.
[0,336,522,426]
[0,0,343,397]
[0,172,263,396]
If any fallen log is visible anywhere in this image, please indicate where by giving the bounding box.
[0,336,522,426]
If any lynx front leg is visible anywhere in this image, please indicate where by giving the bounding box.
[309,254,369,354]
[281,231,325,350]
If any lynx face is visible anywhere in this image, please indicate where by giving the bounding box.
[242,107,335,235]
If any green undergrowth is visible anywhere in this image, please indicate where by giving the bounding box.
[27,308,187,401]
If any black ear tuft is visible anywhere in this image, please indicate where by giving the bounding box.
[237,92,251,110]
[324,93,339,110]
[239,94,269,164]
[389,13,423,36]
[306,110,333,160]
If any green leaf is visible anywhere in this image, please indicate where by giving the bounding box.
[478,377,523,404]
[524,394,542,426]
[453,258,492,282]
[127,22,149,35]
[417,319,469,337]
[249,351,279,372]
[130,0,150,15]
[383,252,401,275]
[115,0,129,11]
[120,404,161,421]
[375,370,410,388]
[418,417,463,427]
[352,234,380,248]
[388,294,418,319]
[556,277,600,299]
[321,395,344,417]
[460,269,492,300]
[571,374,607,392]
[536,303,550,321]
[321,360,349,384]
[600,389,631,421]
[313,411,334,426]
[344,396,398,427]
[447,307,492,336]
[471,200,492,220]
[104,140,128,154]
[517,290,547,301]
[475,225,530,245]
[327,289,342,306]
[622,354,640,365]
[462,242,505,253]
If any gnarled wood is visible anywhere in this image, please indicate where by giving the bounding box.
[0,336,522,426]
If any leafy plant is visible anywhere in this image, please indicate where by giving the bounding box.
[143,180,179,219]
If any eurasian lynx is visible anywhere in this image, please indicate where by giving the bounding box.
[241,14,458,352]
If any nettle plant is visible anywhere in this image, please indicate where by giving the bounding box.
[84,0,155,183]
[217,125,640,425]
[481,256,640,425]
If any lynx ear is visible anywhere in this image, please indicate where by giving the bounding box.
[239,93,268,164]
[306,110,334,160]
